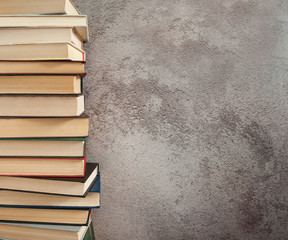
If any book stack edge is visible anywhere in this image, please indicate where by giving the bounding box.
[0,1,98,239]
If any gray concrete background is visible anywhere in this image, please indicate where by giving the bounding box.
[74,0,288,239]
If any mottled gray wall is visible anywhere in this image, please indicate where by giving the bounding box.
[74,0,288,239]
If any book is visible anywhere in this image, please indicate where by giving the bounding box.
[0,116,89,138]
[0,208,91,225]
[0,0,80,15]
[0,163,99,196]
[0,94,84,117]
[0,42,85,61]
[0,155,86,177]
[0,15,88,42]
[0,174,100,208]
[84,222,95,240]
[0,138,86,158]
[0,75,82,94]
[0,28,83,49]
[0,220,92,240]
[0,61,85,75]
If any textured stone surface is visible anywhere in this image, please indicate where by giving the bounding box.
[74,0,288,239]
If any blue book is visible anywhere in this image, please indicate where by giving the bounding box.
[0,173,101,209]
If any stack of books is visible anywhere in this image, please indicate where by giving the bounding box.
[0,1,99,239]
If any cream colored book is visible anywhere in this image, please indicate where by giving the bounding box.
[0,15,88,42]
[0,116,89,138]
[0,0,80,15]
[0,138,85,157]
[0,163,98,196]
[0,208,90,225]
[0,221,91,240]
[0,75,82,94]
[0,95,84,117]
[0,42,85,61]
[0,158,85,176]
[0,61,85,75]
[0,28,83,49]
[0,190,100,208]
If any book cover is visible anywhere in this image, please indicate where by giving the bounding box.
[0,208,92,226]
[0,42,85,61]
[0,137,86,158]
[0,174,101,209]
[0,147,87,177]
[0,75,83,95]
[0,0,80,15]
[83,222,95,240]
[0,220,92,240]
[0,115,89,138]
[0,15,88,42]
[0,60,86,76]
[0,163,99,196]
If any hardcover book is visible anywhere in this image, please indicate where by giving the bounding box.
[83,222,95,240]
[0,94,84,117]
[0,75,82,94]
[0,137,86,158]
[0,60,85,75]
[0,0,80,15]
[0,208,91,225]
[0,28,83,49]
[0,115,89,138]
[0,174,101,208]
[0,220,93,240]
[0,153,87,177]
[0,163,99,196]
[0,42,85,61]
[0,15,88,42]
